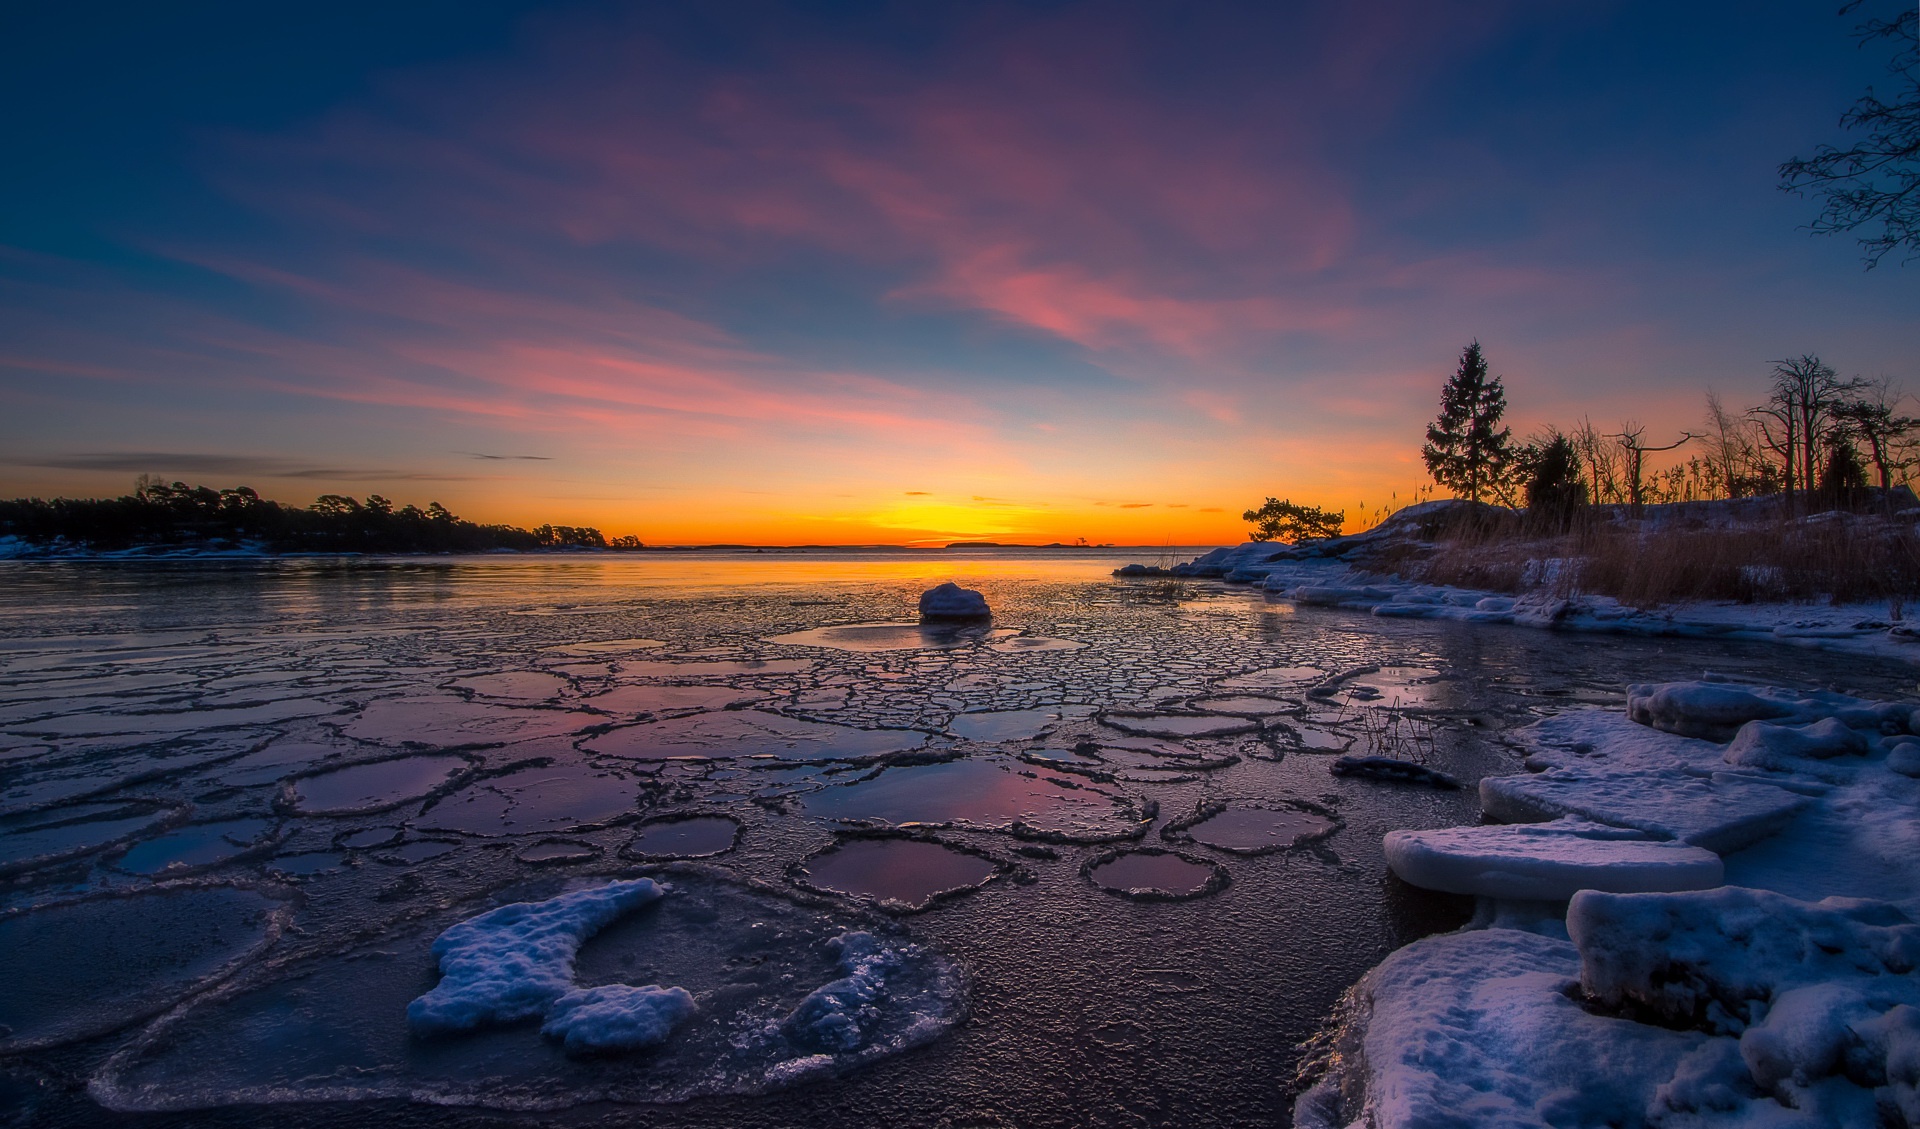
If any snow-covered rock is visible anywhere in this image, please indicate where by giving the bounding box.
[540,984,695,1054]
[917,582,989,620]
[1626,681,1802,741]
[1329,755,1461,789]
[1723,717,1871,772]
[1384,818,1723,901]
[1627,679,1909,742]
[1294,927,1701,1129]
[1572,886,1920,1124]
[407,878,668,1036]
[1570,886,1920,1032]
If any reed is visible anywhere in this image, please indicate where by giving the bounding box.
[1391,511,1920,608]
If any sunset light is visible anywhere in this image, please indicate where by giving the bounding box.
[4,3,1912,543]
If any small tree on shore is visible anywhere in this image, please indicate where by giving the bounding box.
[1242,498,1345,543]
[1836,378,1920,507]
[1423,341,1515,503]
[1523,431,1588,529]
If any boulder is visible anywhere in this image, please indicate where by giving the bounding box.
[918,582,990,620]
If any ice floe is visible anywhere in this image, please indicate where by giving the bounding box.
[93,871,965,1111]
[1082,848,1228,900]
[793,835,1003,911]
[1,883,288,1052]
[108,817,282,876]
[1161,799,1339,854]
[286,753,471,814]
[622,814,741,859]
[0,799,185,876]
[802,757,1152,842]
[413,761,644,835]
[1384,818,1723,901]
[582,710,927,762]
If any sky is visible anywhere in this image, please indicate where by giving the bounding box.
[2,1,1916,546]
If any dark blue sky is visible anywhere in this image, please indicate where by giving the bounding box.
[2,1,1914,542]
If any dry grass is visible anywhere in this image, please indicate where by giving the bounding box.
[1381,510,1920,608]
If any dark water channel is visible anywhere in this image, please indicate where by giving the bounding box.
[0,552,1910,1129]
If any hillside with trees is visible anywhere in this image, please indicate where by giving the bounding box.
[1389,344,1920,604]
[0,479,636,555]
[1228,341,1919,605]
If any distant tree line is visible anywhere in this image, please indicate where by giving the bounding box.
[0,479,642,554]
[1416,342,1918,525]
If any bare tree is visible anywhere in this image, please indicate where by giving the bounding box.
[1703,391,1751,498]
[1778,4,1920,267]
[1611,423,1700,514]
[1572,417,1622,505]
[1750,355,1867,515]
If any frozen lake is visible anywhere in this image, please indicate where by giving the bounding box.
[2,550,1911,1128]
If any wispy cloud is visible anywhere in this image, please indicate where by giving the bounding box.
[7,452,478,482]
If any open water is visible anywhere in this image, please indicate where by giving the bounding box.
[2,550,1911,1128]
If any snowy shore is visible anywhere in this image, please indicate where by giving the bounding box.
[1120,503,1919,665]
[1294,678,1920,1128]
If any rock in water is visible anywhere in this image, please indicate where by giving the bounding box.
[918,582,989,621]
[1330,755,1462,790]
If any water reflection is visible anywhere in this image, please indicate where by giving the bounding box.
[796,837,999,910]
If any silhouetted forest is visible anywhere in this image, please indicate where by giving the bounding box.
[0,480,636,554]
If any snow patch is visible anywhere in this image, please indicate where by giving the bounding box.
[783,931,907,1053]
[540,984,695,1054]
[407,878,668,1036]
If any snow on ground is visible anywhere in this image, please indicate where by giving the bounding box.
[1307,679,1920,1129]
[1139,523,1919,664]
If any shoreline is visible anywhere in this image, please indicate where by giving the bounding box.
[1295,677,1920,1127]
[1121,505,1920,665]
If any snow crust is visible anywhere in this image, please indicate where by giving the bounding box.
[1308,678,1920,1128]
[540,984,695,1054]
[407,878,668,1036]
[1384,818,1723,901]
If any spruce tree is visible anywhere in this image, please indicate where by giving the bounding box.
[1422,340,1514,503]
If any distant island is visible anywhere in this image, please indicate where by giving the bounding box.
[0,481,633,556]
